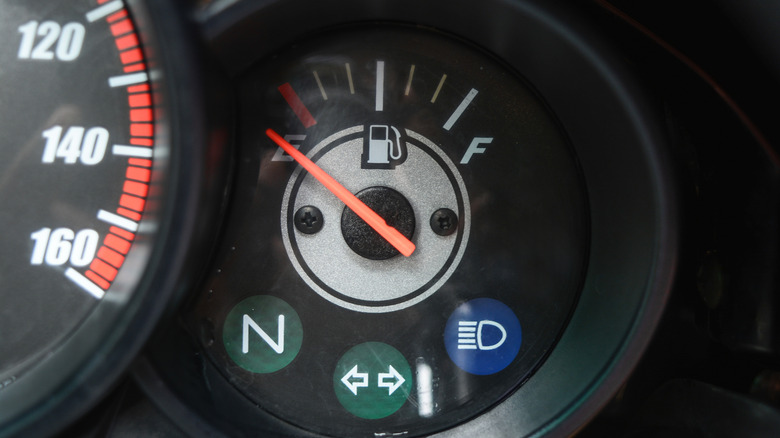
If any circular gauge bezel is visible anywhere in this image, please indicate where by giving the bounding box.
[135,0,678,437]
[280,126,472,312]
[0,0,230,436]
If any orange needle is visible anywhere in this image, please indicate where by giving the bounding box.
[267,128,416,257]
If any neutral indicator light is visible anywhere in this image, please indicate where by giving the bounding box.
[242,314,284,354]
[223,296,303,374]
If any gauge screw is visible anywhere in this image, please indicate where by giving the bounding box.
[430,208,458,236]
[295,206,324,234]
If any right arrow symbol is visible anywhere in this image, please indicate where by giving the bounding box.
[341,365,369,395]
[377,365,405,395]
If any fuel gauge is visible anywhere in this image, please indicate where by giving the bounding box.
[190,25,588,436]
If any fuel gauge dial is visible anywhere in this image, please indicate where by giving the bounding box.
[191,25,588,436]
[270,123,470,313]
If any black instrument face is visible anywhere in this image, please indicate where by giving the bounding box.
[187,26,588,436]
[0,0,158,383]
[0,1,209,434]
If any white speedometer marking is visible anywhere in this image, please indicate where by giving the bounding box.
[65,268,105,299]
[108,72,148,88]
[112,145,153,158]
[85,0,123,23]
[98,209,138,232]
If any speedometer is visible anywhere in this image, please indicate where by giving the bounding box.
[1,0,156,366]
[0,1,227,435]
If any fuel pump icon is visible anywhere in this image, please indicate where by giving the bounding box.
[362,125,407,169]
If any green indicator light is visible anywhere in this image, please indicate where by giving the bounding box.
[333,342,412,419]
[223,295,303,374]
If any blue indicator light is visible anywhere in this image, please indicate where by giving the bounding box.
[444,298,522,375]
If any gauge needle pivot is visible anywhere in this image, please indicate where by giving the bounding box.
[266,129,416,257]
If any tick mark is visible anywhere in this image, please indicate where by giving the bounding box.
[313,71,328,101]
[431,74,447,103]
[443,88,478,131]
[404,65,416,96]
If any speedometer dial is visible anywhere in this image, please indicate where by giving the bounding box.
[0,1,227,435]
[0,0,156,373]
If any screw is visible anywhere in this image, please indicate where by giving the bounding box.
[430,208,458,236]
[294,205,324,234]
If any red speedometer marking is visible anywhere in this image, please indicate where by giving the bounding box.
[120,48,143,65]
[90,258,118,282]
[113,29,145,74]
[106,9,127,23]
[278,83,317,128]
[130,108,153,122]
[126,166,150,182]
[130,123,153,137]
[128,157,151,167]
[130,138,153,146]
[85,271,110,290]
[124,64,145,73]
[119,194,145,211]
[123,180,148,197]
[75,1,157,295]
[128,83,149,93]
[97,247,124,268]
[115,34,138,51]
[110,19,132,37]
[109,226,135,242]
[128,92,151,107]
[117,208,141,221]
[104,233,131,254]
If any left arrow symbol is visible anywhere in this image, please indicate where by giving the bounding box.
[341,365,369,395]
[377,365,405,395]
